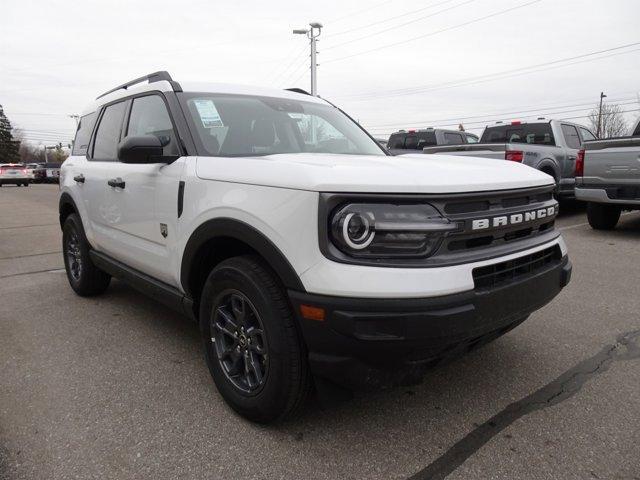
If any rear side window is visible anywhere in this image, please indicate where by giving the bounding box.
[72,112,97,156]
[632,121,640,137]
[444,132,464,145]
[126,95,180,155]
[92,101,127,161]
[481,124,555,146]
[388,133,406,149]
[466,133,479,143]
[417,131,437,147]
[561,124,581,149]
[404,135,418,149]
[579,127,596,142]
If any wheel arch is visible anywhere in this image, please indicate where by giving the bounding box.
[537,159,560,182]
[58,192,79,228]
[180,218,306,306]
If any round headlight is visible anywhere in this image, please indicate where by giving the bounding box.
[342,212,375,249]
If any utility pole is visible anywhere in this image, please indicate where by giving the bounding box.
[293,22,323,96]
[596,92,607,138]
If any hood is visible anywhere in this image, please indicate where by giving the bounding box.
[195,153,554,194]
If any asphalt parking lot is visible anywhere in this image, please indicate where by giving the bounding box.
[1,184,639,480]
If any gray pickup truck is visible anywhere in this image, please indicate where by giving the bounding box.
[575,118,640,229]
[422,119,596,199]
[387,128,478,155]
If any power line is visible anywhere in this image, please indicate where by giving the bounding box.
[364,103,640,134]
[364,96,638,128]
[324,0,476,51]
[328,0,459,38]
[323,0,543,64]
[266,43,309,86]
[337,41,640,100]
[327,0,397,24]
[559,107,640,122]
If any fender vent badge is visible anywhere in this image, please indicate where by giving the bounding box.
[160,223,168,238]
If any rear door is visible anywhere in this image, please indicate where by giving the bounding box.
[81,99,129,252]
[560,124,581,177]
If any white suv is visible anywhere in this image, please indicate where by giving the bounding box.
[59,71,572,423]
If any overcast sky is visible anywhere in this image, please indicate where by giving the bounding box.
[1,0,639,146]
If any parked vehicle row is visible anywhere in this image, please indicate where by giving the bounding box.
[387,128,478,155]
[576,117,640,229]
[0,163,31,186]
[0,162,62,186]
[59,71,571,423]
[417,119,596,200]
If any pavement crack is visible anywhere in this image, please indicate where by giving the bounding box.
[0,250,61,260]
[407,329,640,480]
[0,267,65,279]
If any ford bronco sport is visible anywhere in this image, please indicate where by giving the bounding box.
[59,71,572,423]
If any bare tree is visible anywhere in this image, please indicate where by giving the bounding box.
[588,103,628,139]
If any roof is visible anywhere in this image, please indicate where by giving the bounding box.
[82,75,327,115]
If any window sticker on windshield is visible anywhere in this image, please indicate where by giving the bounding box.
[193,99,223,128]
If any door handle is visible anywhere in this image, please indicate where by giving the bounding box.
[73,174,85,183]
[107,177,125,189]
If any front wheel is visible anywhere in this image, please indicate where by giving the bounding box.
[199,255,311,423]
[587,203,621,230]
[62,214,111,296]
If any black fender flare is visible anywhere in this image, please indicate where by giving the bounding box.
[180,218,306,296]
[537,159,560,182]
[58,192,79,227]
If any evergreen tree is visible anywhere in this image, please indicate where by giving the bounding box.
[0,105,21,163]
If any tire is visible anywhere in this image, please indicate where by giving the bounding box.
[587,202,621,230]
[199,255,311,423]
[62,213,111,296]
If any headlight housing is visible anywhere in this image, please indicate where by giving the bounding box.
[329,202,457,260]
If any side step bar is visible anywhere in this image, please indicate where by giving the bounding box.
[89,250,195,321]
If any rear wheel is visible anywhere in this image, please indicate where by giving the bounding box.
[62,214,111,296]
[587,202,621,230]
[199,255,311,423]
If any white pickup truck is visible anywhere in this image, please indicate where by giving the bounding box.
[575,118,640,229]
[59,71,571,422]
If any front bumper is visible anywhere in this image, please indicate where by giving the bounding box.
[289,255,571,390]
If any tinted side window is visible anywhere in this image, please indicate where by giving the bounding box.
[417,131,437,147]
[579,127,596,142]
[444,132,464,145]
[126,95,179,155]
[561,124,581,149]
[388,134,406,149]
[92,102,127,161]
[466,134,479,143]
[632,121,640,137]
[72,112,97,156]
[404,135,418,149]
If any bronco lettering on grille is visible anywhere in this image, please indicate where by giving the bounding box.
[471,205,558,231]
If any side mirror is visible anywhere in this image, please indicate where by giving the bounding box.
[117,135,176,164]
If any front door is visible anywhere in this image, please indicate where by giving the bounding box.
[98,93,186,285]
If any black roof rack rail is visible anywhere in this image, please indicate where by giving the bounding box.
[285,87,311,96]
[96,71,182,99]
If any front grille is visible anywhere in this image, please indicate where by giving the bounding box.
[472,245,562,290]
[439,186,557,254]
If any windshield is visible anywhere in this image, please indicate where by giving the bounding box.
[481,123,556,146]
[180,93,386,157]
